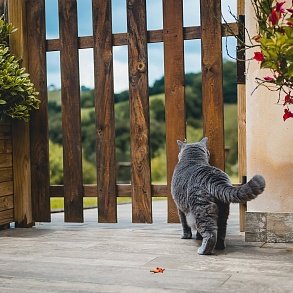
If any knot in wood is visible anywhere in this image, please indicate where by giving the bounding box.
[127,0,134,8]
[137,61,146,73]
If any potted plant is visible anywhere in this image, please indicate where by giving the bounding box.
[0,16,40,121]
[0,15,39,227]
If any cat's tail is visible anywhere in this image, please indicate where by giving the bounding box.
[219,175,265,203]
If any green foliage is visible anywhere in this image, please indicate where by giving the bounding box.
[48,61,238,183]
[0,17,16,46]
[81,89,95,108]
[48,101,62,144]
[151,148,166,183]
[0,16,40,121]
[49,140,96,185]
[49,140,64,184]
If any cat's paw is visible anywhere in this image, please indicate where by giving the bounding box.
[215,239,226,250]
[181,232,192,239]
[197,234,216,255]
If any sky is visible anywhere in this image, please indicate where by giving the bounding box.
[45,0,237,93]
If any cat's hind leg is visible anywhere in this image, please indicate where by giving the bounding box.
[215,202,230,250]
[178,210,192,239]
[195,231,203,240]
[192,201,218,255]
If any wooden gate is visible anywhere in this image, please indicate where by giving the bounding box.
[10,0,245,224]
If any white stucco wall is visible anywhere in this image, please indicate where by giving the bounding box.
[246,1,293,213]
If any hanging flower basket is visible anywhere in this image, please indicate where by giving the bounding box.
[246,0,293,121]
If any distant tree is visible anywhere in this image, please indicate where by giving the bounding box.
[49,140,96,185]
[48,101,62,145]
[114,90,129,103]
[149,77,165,95]
[80,90,95,108]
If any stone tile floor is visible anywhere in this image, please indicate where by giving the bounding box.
[0,201,292,293]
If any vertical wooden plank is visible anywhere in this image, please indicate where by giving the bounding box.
[163,0,185,223]
[200,0,225,170]
[27,0,50,222]
[127,0,152,223]
[59,0,83,222]
[8,0,33,228]
[237,0,247,232]
[0,0,4,14]
[92,0,117,223]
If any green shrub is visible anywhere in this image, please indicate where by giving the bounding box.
[0,16,40,121]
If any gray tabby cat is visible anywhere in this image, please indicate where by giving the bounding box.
[171,137,265,255]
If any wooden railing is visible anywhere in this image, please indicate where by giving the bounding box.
[8,0,245,224]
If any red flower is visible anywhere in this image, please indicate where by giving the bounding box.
[287,8,293,13]
[264,76,274,81]
[283,109,293,121]
[253,51,264,62]
[269,9,279,25]
[276,1,286,13]
[283,92,293,106]
[287,21,293,26]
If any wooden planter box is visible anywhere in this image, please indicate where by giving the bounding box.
[0,122,14,228]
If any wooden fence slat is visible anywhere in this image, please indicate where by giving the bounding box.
[59,0,83,222]
[92,0,117,223]
[127,0,152,223]
[163,0,185,223]
[27,0,51,222]
[200,0,225,170]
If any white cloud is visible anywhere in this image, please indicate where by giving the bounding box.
[113,58,129,93]
[79,49,94,88]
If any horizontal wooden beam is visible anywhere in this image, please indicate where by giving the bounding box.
[50,184,169,197]
[50,183,241,198]
[46,23,238,51]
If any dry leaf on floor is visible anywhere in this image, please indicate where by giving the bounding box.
[150,267,165,273]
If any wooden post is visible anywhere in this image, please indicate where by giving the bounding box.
[27,0,51,222]
[237,0,247,232]
[127,0,152,223]
[200,0,225,170]
[8,0,33,227]
[59,0,84,223]
[163,0,185,223]
[92,0,117,223]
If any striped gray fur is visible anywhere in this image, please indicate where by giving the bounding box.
[171,137,265,255]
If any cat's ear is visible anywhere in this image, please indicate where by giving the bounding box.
[177,140,185,149]
[200,137,208,146]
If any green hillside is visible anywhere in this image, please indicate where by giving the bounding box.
[47,61,238,184]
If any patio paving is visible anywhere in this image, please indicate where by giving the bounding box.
[0,201,292,293]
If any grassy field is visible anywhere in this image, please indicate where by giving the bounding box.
[50,197,132,212]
